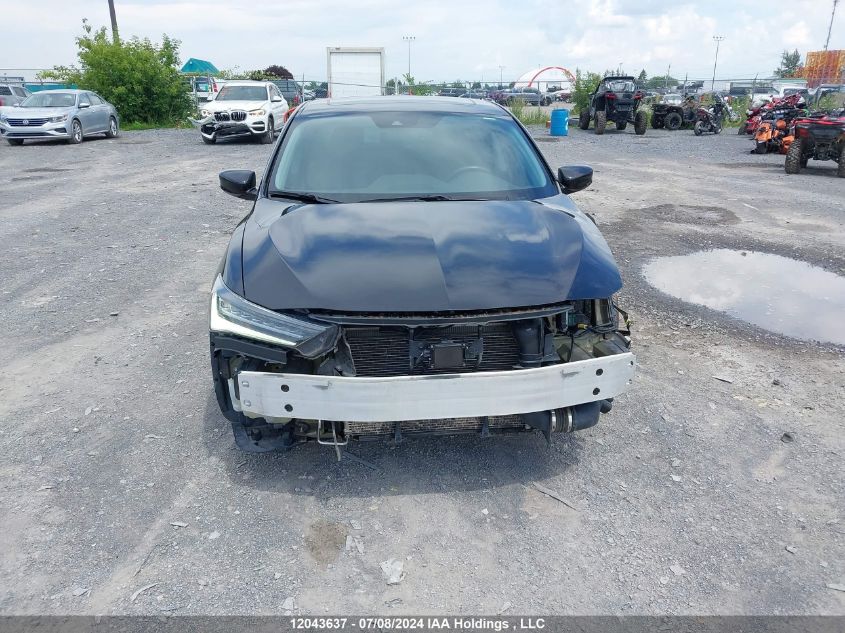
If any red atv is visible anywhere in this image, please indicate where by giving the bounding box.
[740,94,805,136]
[784,111,845,176]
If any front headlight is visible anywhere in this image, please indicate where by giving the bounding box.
[49,114,68,123]
[200,109,210,117]
[0,113,7,122]
[209,276,337,358]
[248,109,266,116]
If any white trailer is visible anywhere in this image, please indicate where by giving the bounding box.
[326,47,385,98]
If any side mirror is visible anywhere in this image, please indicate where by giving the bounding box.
[206,95,214,102]
[558,165,593,194]
[271,95,283,103]
[220,170,258,200]
[78,102,90,109]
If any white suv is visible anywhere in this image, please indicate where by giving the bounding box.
[194,80,288,144]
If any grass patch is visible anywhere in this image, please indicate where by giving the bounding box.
[509,99,548,126]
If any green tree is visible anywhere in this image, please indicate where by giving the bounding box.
[572,69,602,114]
[41,20,191,125]
[264,65,293,79]
[774,49,802,78]
[646,75,678,89]
[637,69,647,85]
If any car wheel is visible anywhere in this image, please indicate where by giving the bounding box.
[651,116,663,129]
[68,119,83,144]
[7,139,24,146]
[261,117,274,144]
[694,121,704,136]
[664,112,682,131]
[578,110,590,130]
[594,110,606,135]
[105,116,119,138]
[784,138,803,174]
[634,111,647,135]
[202,134,216,145]
[838,153,845,178]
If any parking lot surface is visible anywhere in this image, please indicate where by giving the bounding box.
[1,125,843,615]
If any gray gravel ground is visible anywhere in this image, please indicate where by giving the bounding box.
[0,123,843,616]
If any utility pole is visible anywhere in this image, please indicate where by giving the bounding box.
[665,64,670,90]
[107,0,119,43]
[498,65,505,88]
[711,36,726,91]
[825,0,839,50]
[402,35,415,80]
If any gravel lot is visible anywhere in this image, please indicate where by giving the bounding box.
[1,123,843,616]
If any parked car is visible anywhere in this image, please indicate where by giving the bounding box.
[458,90,489,100]
[549,89,571,103]
[0,89,119,145]
[504,87,544,106]
[270,79,303,106]
[192,81,288,144]
[0,83,31,107]
[437,87,467,97]
[578,76,647,135]
[209,96,636,452]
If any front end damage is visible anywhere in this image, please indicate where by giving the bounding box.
[189,111,267,141]
[209,276,635,453]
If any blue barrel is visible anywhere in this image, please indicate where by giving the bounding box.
[550,108,569,136]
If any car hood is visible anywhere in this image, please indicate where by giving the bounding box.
[2,107,73,118]
[239,196,622,312]
[206,100,265,111]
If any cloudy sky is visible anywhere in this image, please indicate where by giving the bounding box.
[2,0,841,83]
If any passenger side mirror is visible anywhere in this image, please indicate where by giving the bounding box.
[78,102,90,109]
[558,165,593,194]
[220,170,258,201]
[271,95,283,103]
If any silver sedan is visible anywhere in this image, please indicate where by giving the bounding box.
[0,89,120,146]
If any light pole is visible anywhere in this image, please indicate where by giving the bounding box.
[498,65,505,88]
[711,36,725,91]
[402,36,415,80]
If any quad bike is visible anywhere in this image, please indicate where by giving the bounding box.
[784,112,845,177]
[752,108,804,154]
[740,93,806,136]
[578,76,647,136]
[693,97,727,135]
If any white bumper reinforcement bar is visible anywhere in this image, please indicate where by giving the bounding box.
[236,352,636,423]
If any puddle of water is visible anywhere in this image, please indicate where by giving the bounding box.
[644,249,845,345]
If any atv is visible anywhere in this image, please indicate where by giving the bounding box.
[784,111,845,177]
[578,76,647,136]
[752,107,804,154]
[651,96,697,130]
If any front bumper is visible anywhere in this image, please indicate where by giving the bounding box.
[234,353,635,423]
[0,121,71,139]
[190,115,267,139]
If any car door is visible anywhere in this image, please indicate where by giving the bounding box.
[87,92,109,131]
[76,92,97,133]
[269,85,286,130]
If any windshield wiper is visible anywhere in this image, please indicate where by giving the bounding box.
[268,191,339,204]
[358,195,487,203]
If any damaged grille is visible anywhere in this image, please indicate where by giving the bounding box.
[345,323,520,377]
[345,415,524,436]
[214,112,231,122]
[230,110,247,122]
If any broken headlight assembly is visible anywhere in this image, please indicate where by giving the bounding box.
[209,275,337,357]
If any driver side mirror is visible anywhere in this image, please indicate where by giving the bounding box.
[271,95,283,103]
[206,95,214,102]
[220,170,258,201]
[78,102,90,109]
[558,165,593,194]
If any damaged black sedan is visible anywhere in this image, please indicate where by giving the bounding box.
[210,97,635,452]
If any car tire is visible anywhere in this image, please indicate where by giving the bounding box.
[68,119,83,144]
[595,110,606,135]
[202,134,216,144]
[7,139,24,146]
[105,116,119,138]
[694,121,704,136]
[664,112,682,131]
[838,153,845,178]
[634,111,647,135]
[578,110,590,130]
[261,117,274,144]
[784,138,803,174]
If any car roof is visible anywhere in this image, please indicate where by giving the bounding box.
[602,76,636,81]
[27,89,86,94]
[222,80,271,86]
[298,96,508,117]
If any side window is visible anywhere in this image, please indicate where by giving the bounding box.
[79,93,91,107]
[89,93,103,105]
[12,87,26,97]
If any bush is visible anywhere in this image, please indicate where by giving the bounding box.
[572,69,602,115]
[41,20,192,126]
[509,99,547,125]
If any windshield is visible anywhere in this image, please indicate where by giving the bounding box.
[215,86,267,101]
[269,111,556,202]
[20,92,77,107]
[605,80,636,92]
